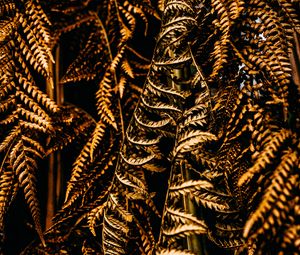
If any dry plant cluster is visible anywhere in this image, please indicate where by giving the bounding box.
[0,0,300,254]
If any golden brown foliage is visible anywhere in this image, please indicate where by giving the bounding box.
[1,0,300,254]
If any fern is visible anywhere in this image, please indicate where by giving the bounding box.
[5,0,300,254]
[0,0,59,245]
[17,0,161,253]
[0,163,18,249]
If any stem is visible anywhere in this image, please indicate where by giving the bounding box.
[54,45,63,207]
[157,164,174,245]
[55,45,64,106]
[46,50,55,229]
[118,98,125,141]
[172,50,205,254]
[46,154,55,229]
[95,14,117,85]
[180,161,203,254]
[46,45,63,229]
[157,47,205,253]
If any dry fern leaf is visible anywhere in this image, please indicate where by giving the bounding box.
[46,104,96,154]
[60,14,108,84]
[180,108,208,128]
[90,121,106,161]
[166,207,207,227]
[141,94,182,113]
[0,164,18,236]
[238,128,291,187]
[102,212,130,255]
[174,130,217,156]
[156,249,196,255]
[134,109,171,129]
[162,224,207,238]
[9,136,46,246]
[87,201,108,237]
[0,0,16,17]
[281,224,300,251]
[96,70,117,130]
[14,0,53,77]
[0,0,60,246]
[126,126,161,147]
[64,139,93,203]
[108,193,133,222]
[120,152,155,166]
[133,214,156,255]
[243,150,298,238]
[63,125,113,208]
[146,75,187,99]
[193,190,232,212]
[116,171,145,193]
[169,180,213,197]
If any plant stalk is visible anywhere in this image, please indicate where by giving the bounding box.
[45,45,63,229]
[172,62,205,254]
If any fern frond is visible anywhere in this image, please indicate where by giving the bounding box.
[0,127,19,153]
[60,16,108,84]
[166,207,207,227]
[102,213,129,255]
[281,224,300,251]
[65,139,93,203]
[90,121,106,161]
[134,109,171,129]
[120,152,155,166]
[46,104,96,154]
[193,190,232,212]
[243,150,298,238]
[0,0,16,17]
[96,70,117,130]
[16,72,58,112]
[13,0,53,77]
[87,201,108,237]
[133,215,155,255]
[0,163,18,239]
[180,109,208,129]
[147,76,187,99]
[156,248,196,255]
[9,136,45,246]
[169,180,213,198]
[121,58,134,79]
[238,128,291,187]
[141,95,182,113]
[174,130,216,155]
[162,224,207,238]
[126,128,161,146]
[108,193,133,222]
